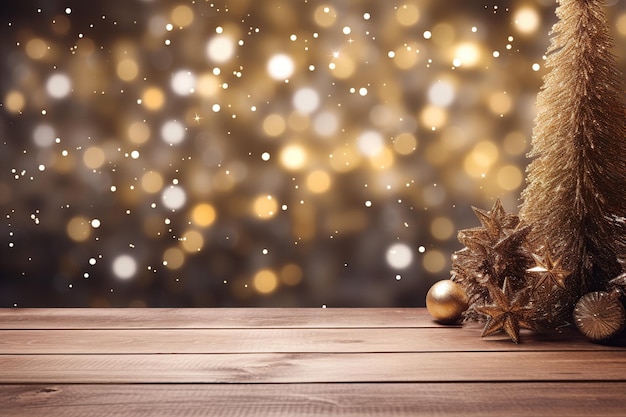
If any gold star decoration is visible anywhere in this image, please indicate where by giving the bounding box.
[475,279,535,343]
[474,199,519,234]
[527,250,570,291]
[458,199,520,250]
[456,199,532,288]
[452,199,536,322]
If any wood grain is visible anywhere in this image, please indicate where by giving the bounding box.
[0,308,438,329]
[1,308,624,416]
[2,383,625,417]
[0,327,614,354]
[2,351,625,383]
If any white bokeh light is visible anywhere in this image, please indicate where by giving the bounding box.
[46,73,72,99]
[386,243,413,269]
[357,130,384,157]
[453,43,481,67]
[293,87,320,114]
[280,144,307,170]
[161,120,186,145]
[514,8,540,34]
[267,54,295,80]
[171,70,196,96]
[427,81,455,107]
[148,15,167,37]
[161,185,187,210]
[112,254,137,280]
[313,112,339,137]
[33,124,56,147]
[206,34,235,62]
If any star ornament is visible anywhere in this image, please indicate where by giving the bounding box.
[471,198,520,243]
[457,199,530,264]
[527,251,570,291]
[476,280,536,343]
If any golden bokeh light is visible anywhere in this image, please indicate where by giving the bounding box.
[253,194,278,219]
[141,171,164,194]
[66,216,91,242]
[127,121,151,144]
[430,217,454,240]
[4,90,26,113]
[287,111,310,132]
[116,58,139,82]
[463,140,499,178]
[306,169,331,193]
[191,203,217,227]
[488,91,513,115]
[432,23,455,47]
[253,269,279,294]
[329,54,356,79]
[391,44,419,70]
[180,229,204,253]
[313,5,337,27]
[26,38,48,59]
[369,147,395,170]
[393,132,418,155]
[141,87,165,111]
[423,250,447,274]
[396,4,420,26]
[262,113,286,137]
[452,42,481,67]
[280,144,308,170]
[420,105,448,130]
[514,7,541,34]
[496,165,524,191]
[83,146,106,170]
[503,131,528,156]
[280,263,303,286]
[171,5,194,27]
[196,73,221,97]
[329,143,361,173]
[163,247,185,270]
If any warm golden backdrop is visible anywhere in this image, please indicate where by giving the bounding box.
[1,0,624,307]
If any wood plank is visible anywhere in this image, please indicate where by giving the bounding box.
[0,308,443,329]
[1,351,625,383]
[0,326,613,354]
[2,382,625,417]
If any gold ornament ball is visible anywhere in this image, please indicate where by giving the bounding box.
[573,290,626,341]
[426,280,469,323]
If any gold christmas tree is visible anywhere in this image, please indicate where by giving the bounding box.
[447,0,626,342]
[519,0,626,310]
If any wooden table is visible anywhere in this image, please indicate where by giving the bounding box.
[0,308,625,416]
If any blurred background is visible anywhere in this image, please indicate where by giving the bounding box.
[1,0,625,307]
